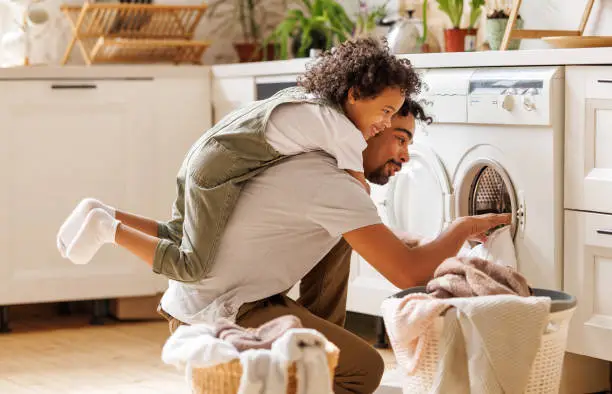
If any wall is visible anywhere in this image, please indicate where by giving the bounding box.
[344,0,612,52]
[2,0,612,67]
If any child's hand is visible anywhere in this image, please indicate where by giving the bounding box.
[346,170,370,195]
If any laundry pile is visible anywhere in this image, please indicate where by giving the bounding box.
[161,315,336,394]
[382,226,552,394]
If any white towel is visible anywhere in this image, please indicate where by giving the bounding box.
[272,328,335,394]
[162,325,334,394]
[238,349,284,394]
[237,328,334,394]
[161,324,241,390]
[161,324,239,369]
[460,226,517,269]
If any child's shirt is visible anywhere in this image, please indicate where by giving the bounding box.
[265,102,367,172]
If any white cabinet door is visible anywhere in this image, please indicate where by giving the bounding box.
[146,77,212,292]
[0,79,164,305]
[212,77,255,124]
[564,210,612,361]
[565,66,612,213]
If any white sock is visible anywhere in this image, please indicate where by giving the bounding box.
[65,208,120,265]
[57,198,115,258]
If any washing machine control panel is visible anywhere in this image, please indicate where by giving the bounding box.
[466,68,559,126]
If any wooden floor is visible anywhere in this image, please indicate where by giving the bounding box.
[0,312,395,393]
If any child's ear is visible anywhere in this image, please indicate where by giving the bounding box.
[347,87,357,105]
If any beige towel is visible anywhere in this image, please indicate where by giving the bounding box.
[214,315,303,352]
[431,294,551,394]
[426,256,532,299]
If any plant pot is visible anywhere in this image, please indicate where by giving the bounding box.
[291,29,328,58]
[486,17,524,50]
[465,28,478,52]
[444,28,468,52]
[233,42,277,63]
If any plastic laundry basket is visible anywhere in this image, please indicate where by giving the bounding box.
[389,287,577,394]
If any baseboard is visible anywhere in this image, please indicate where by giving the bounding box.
[108,293,164,321]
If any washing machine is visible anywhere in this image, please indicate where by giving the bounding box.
[346,66,565,317]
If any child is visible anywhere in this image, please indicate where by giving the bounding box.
[57,37,421,283]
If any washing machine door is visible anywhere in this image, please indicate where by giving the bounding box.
[453,157,519,238]
[386,144,452,240]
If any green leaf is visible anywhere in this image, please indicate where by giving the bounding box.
[469,0,485,28]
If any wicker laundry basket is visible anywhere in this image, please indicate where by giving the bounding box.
[190,342,340,394]
[389,287,577,394]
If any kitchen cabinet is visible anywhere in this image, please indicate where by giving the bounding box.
[0,75,211,307]
[564,210,612,362]
[564,66,612,362]
[565,66,612,214]
[212,76,255,124]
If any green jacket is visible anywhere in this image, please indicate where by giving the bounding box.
[154,86,341,282]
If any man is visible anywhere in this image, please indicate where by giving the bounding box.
[158,99,510,394]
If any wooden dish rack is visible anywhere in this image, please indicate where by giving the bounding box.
[60,2,210,65]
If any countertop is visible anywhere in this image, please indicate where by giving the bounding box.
[0,65,209,80]
[0,47,610,80]
[211,47,612,78]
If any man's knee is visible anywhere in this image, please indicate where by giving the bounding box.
[335,339,385,394]
[360,345,385,393]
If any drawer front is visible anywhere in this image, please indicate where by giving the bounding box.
[584,67,612,99]
[565,66,612,213]
[564,210,612,361]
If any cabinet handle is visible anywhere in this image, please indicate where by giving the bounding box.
[51,84,97,90]
[596,229,612,236]
[597,80,612,84]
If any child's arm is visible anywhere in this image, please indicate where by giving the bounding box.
[346,169,370,195]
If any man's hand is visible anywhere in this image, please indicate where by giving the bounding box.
[455,213,512,242]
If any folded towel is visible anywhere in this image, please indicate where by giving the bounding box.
[215,315,303,352]
[426,256,532,299]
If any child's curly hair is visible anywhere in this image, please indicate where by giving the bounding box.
[297,37,422,106]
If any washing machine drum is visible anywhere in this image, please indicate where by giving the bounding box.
[456,160,518,238]
[386,150,518,240]
[386,146,451,240]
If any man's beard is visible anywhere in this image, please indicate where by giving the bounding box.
[366,159,402,185]
[367,165,390,185]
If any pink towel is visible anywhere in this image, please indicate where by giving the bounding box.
[426,256,532,299]
[214,315,303,352]
[380,293,450,374]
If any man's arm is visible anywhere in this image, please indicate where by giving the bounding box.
[343,214,510,289]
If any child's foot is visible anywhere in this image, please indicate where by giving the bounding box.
[65,208,120,265]
[57,198,115,258]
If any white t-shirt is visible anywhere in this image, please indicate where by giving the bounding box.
[265,102,366,172]
[160,152,382,325]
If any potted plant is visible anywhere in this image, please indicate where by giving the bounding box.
[206,0,280,62]
[486,6,523,50]
[436,0,467,52]
[465,0,484,51]
[353,0,388,39]
[265,0,355,60]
